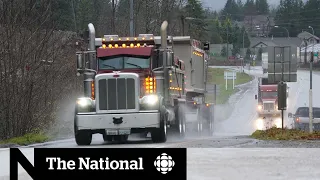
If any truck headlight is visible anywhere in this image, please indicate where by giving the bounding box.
[140,94,159,105]
[76,97,94,112]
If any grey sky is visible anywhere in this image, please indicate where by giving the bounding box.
[201,0,281,11]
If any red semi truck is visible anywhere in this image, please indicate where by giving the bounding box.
[255,78,280,117]
[73,21,213,145]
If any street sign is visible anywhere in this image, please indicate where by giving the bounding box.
[267,46,297,83]
[224,71,236,80]
[224,71,237,90]
[314,52,318,57]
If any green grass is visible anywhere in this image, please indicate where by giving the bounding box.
[251,127,320,140]
[206,68,253,104]
[0,132,50,146]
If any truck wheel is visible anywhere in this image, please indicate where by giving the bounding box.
[207,106,214,136]
[74,108,92,146]
[74,124,92,146]
[177,104,186,138]
[151,114,167,143]
[196,107,203,135]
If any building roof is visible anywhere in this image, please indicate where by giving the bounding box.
[250,37,302,48]
[298,31,320,41]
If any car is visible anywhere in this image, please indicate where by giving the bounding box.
[288,107,320,130]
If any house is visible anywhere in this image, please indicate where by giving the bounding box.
[249,31,320,63]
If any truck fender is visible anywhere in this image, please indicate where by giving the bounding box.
[158,96,167,123]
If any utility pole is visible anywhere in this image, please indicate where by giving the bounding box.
[308,26,314,133]
[226,25,229,61]
[242,29,246,72]
[111,0,116,34]
[129,0,134,36]
[71,0,77,32]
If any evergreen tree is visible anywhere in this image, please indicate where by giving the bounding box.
[255,0,269,15]
[221,46,227,57]
[185,0,208,40]
[243,0,257,15]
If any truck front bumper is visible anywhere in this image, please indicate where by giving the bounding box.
[76,111,160,130]
[258,110,281,116]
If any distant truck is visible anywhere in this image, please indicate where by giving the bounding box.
[255,78,280,117]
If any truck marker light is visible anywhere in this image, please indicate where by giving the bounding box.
[130,43,134,47]
[296,117,300,122]
[115,44,119,48]
[126,38,130,40]
[108,44,112,48]
[134,37,137,40]
[102,44,107,49]
[119,38,122,40]
[91,81,95,99]
[137,43,141,47]
[122,44,126,48]
[110,38,114,41]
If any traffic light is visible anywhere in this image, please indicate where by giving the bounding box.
[277,81,287,110]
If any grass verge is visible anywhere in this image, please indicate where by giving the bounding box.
[206,68,253,104]
[251,127,320,140]
[0,132,50,146]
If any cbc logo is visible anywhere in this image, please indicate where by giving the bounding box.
[154,153,175,174]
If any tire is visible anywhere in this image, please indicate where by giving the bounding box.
[151,112,167,143]
[196,107,203,135]
[207,105,214,136]
[74,122,92,146]
[74,108,92,146]
[177,104,186,138]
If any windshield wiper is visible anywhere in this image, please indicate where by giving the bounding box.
[102,64,117,69]
[126,62,142,69]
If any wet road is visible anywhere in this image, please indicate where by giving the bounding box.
[2,66,320,180]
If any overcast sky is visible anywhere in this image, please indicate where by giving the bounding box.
[201,0,281,11]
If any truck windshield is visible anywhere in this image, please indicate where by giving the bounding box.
[98,55,150,70]
[261,92,277,97]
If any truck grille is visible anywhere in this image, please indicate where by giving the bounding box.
[98,78,136,110]
[263,103,274,110]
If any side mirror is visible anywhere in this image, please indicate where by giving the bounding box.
[288,113,292,118]
[255,95,257,100]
